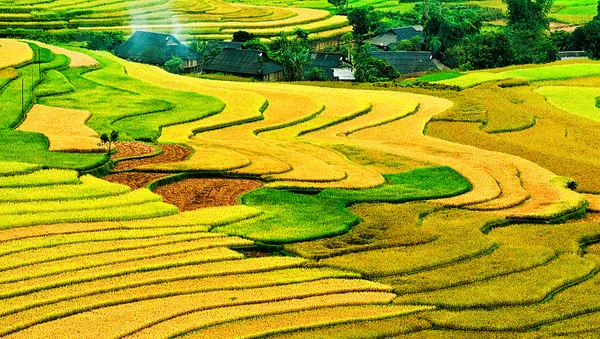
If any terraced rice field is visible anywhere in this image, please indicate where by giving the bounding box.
[3,40,600,337]
[0,0,350,42]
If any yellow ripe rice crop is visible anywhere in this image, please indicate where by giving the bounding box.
[0,247,244,301]
[0,188,161,215]
[0,200,178,230]
[5,279,393,338]
[540,311,600,336]
[421,264,600,331]
[17,105,101,153]
[0,67,18,80]
[0,228,227,258]
[0,205,262,243]
[22,41,99,68]
[320,209,498,277]
[169,304,431,339]
[0,39,33,69]
[0,162,40,176]
[393,253,595,308]
[1,267,359,321]
[0,175,131,203]
[268,314,432,339]
[0,234,249,273]
[385,245,556,294]
[0,169,79,188]
[286,202,439,259]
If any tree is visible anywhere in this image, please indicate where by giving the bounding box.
[328,0,348,11]
[347,7,372,40]
[573,20,600,59]
[351,43,399,82]
[98,130,118,154]
[86,31,124,51]
[549,30,577,51]
[423,7,482,58]
[191,38,222,71]
[503,0,554,32]
[243,38,269,51]
[163,56,183,74]
[232,30,254,42]
[453,31,515,70]
[269,32,311,81]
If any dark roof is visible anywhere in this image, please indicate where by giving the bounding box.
[371,51,438,74]
[113,31,200,65]
[367,25,423,47]
[390,26,423,41]
[217,41,244,50]
[304,53,344,79]
[203,49,284,76]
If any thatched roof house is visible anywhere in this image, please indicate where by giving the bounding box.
[113,31,201,72]
[203,48,284,81]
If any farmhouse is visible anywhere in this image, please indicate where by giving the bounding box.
[304,53,346,79]
[203,48,285,81]
[367,25,424,50]
[371,51,446,75]
[113,31,201,72]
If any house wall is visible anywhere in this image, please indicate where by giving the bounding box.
[263,71,284,82]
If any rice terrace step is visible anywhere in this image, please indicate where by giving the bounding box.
[1,0,600,335]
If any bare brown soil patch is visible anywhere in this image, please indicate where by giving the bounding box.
[102,172,169,190]
[113,144,191,171]
[112,142,157,160]
[154,178,263,211]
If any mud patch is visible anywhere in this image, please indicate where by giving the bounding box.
[112,142,157,160]
[153,178,263,211]
[113,144,191,171]
[103,172,170,190]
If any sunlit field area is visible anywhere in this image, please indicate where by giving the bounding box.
[1,23,600,338]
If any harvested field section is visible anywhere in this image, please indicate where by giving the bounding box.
[153,178,263,211]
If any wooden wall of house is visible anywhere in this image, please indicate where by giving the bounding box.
[263,71,285,82]
[312,38,340,52]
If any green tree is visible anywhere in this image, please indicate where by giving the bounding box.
[573,20,600,59]
[328,0,348,11]
[453,31,515,70]
[243,38,269,51]
[503,0,554,31]
[98,130,118,154]
[232,30,255,42]
[87,31,124,51]
[269,32,311,81]
[351,43,399,82]
[347,7,382,40]
[191,38,222,71]
[423,7,482,58]
[163,55,183,74]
